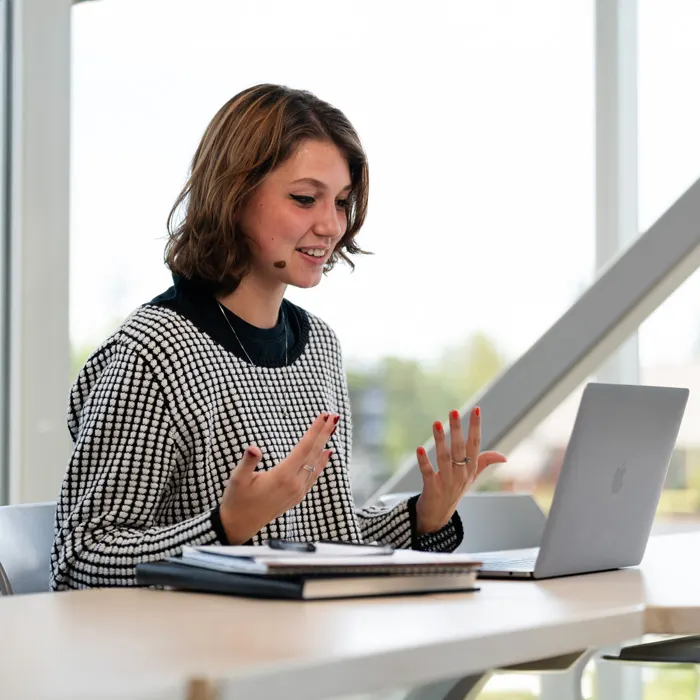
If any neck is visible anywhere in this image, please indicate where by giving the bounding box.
[217,275,287,329]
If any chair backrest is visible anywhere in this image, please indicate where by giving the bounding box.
[0,502,56,595]
[378,492,546,552]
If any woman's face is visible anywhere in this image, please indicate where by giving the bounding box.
[237,139,352,290]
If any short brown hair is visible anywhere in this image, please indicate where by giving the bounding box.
[165,84,370,294]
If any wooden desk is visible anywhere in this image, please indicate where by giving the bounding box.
[8,531,700,700]
[0,568,645,700]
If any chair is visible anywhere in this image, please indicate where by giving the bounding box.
[0,501,56,595]
[378,491,547,552]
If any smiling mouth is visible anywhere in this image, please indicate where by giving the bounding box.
[295,248,330,266]
[295,247,329,259]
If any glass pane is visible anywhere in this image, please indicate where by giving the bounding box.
[639,270,700,530]
[71,1,594,502]
[639,0,700,230]
[638,1,700,530]
[481,378,594,515]
[484,267,700,528]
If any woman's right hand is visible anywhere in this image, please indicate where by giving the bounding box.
[218,412,339,544]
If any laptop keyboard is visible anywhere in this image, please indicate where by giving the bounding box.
[478,558,536,571]
[472,547,539,572]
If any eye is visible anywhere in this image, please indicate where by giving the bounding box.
[290,194,315,207]
[336,198,349,210]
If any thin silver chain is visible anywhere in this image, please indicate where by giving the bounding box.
[216,300,289,417]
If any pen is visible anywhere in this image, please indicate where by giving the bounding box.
[267,538,316,553]
[317,539,394,551]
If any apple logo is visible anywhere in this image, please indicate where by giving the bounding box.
[612,461,627,495]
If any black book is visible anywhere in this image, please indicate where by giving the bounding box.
[136,559,480,601]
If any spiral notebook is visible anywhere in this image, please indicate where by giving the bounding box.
[135,542,482,600]
[176,542,481,576]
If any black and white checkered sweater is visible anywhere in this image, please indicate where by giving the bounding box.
[50,298,463,590]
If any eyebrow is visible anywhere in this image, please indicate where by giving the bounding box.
[291,177,352,192]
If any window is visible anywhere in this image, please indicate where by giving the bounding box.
[639,270,700,526]
[637,0,700,528]
[479,0,700,528]
[481,378,595,515]
[71,1,594,503]
[639,0,700,233]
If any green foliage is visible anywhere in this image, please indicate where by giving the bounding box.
[643,667,699,699]
[71,342,97,382]
[70,316,125,381]
[347,332,507,472]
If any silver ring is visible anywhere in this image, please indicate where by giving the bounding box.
[451,456,471,466]
[302,464,315,473]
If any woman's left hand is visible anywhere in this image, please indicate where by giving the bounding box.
[415,407,507,534]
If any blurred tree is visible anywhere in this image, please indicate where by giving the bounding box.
[438,331,507,402]
[346,332,507,476]
[70,316,125,381]
[71,343,97,381]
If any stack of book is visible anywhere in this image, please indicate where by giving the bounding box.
[136,541,482,600]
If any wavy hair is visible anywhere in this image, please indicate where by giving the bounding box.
[165,84,370,294]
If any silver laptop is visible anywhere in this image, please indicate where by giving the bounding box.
[472,383,689,579]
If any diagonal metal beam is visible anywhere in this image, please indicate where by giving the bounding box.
[367,174,700,503]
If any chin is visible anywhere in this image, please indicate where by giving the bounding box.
[287,273,324,290]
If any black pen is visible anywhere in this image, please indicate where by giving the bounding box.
[267,538,316,553]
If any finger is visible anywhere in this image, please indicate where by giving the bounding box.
[466,407,482,466]
[450,411,467,479]
[448,409,469,488]
[433,420,451,475]
[449,409,466,463]
[308,449,333,488]
[285,413,331,469]
[416,446,435,483]
[294,414,338,482]
[308,413,339,462]
[476,451,507,477]
[235,445,262,477]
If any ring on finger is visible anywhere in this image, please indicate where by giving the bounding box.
[302,464,315,473]
[451,456,471,466]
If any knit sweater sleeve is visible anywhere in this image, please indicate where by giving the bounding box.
[50,339,224,590]
[356,496,464,552]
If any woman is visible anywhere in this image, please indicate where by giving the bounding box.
[50,84,506,590]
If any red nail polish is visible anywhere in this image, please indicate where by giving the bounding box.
[331,426,337,436]
[417,446,426,456]
[475,407,481,417]
[322,413,329,421]
[435,421,443,432]
[450,410,459,421]
[333,415,340,424]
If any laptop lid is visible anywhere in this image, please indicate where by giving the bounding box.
[533,383,688,579]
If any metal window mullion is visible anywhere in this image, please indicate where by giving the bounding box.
[0,0,10,505]
[8,0,72,503]
[595,0,640,386]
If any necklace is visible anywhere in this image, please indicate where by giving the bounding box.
[217,301,290,419]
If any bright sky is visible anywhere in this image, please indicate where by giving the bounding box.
[70,0,700,369]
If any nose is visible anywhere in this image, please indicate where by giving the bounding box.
[312,199,344,241]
